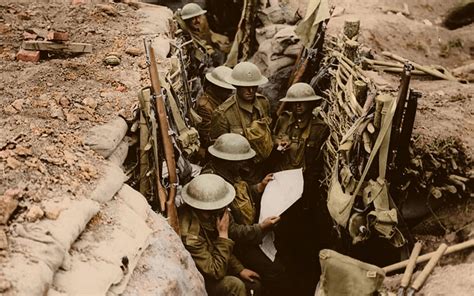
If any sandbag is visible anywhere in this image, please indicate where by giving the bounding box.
[85,117,128,158]
[108,139,129,166]
[316,249,385,296]
[116,184,150,218]
[90,163,127,203]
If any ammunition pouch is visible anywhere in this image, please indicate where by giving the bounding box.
[316,249,385,296]
[243,118,273,163]
[177,127,200,156]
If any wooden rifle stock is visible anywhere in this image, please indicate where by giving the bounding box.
[145,40,180,234]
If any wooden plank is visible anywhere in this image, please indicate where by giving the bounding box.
[22,40,92,53]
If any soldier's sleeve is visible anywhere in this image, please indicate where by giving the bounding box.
[182,234,235,280]
[209,109,229,142]
[196,101,212,147]
[229,221,263,245]
[228,254,245,275]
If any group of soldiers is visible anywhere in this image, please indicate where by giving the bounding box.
[174,3,330,296]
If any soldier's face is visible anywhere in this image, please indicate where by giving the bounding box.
[292,101,312,116]
[190,15,202,30]
[237,86,258,102]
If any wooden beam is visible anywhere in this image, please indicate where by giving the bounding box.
[22,41,92,53]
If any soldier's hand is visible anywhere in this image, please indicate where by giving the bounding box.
[257,173,274,193]
[239,268,260,283]
[216,209,230,239]
[259,216,280,232]
[276,139,290,152]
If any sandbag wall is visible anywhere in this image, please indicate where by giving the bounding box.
[2,117,206,296]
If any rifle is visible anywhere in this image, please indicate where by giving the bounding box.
[144,39,180,234]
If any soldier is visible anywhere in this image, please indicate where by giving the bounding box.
[210,62,273,182]
[175,3,231,67]
[202,133,290,296]
[179,174,280,296]
[271,82,330,295]
[196,66,235,161]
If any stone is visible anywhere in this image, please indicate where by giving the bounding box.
[51,107,65,120]
[23,31,37,40]
[6,157,21,169]
[83,97,97,109]
[11,99,25,111]
[25,205,44,222]
[4,105,18,115]
[97,4,118,16]
[104,55,121,66]
[16,49,40,62]
[44,205,61,220]
[59,96,70,107]
[0,195,19,224]
[66,112,80,124]
[125,47,142,56]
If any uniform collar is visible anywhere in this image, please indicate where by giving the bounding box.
[206,88,224,106]
[236,94,263,115]
[288,111,312,127]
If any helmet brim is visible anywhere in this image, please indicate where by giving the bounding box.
[279,95,323,102]
[225,75,269,87]
[181,10,207,20]
[208,145,256,161]
[182,181,235,210]
[206,73,236,90]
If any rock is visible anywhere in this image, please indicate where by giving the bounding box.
[11,99,25,111]
[15,145,32,156]
[422,19,433,26]
[0,194,19,224]
[0,278,12,293]
[51,106,65,120]
[97,4,118,16]
[25,205,44,222]
[83,97,97,109]
[104,55,121,66]
[44,205,61,220]
[0,229,8,250]
[59,96,70,107]
[4,105,18,115]
[6,156,21,169]
[125,47,141,56]
[66,112,80,124]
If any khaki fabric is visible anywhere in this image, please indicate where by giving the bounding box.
[210,94,272,163]
[273,110,329,173]
[196,88,226,149]
[316,249,385,296]
[294,0,330,48]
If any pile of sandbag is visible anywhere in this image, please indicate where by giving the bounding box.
[2,117,205,296]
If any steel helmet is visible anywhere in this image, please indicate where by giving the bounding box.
[182,174,235,210]
[208,133,256,161]
[180,3,207,20]
[225,62,268,87]
[205,66,236,90]
[279,82,323,102]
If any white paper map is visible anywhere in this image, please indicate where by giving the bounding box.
[258,168,304,261]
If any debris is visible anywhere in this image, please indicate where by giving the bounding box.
[331,7,345,17]
[11,99,25,111]
[125,47,141,56]
[50,106,65,120]
[381,3,410,16]
[0,194,19,224]
[83,97,98,110]
[16,49,40,62]
[4,105,18,115]
[422,19,433,26]
[44,205,62,220]
[25,205,44,222]
[104,53,121,66]
[22,40,92,53]
[47,31,69,42]
[66,112,80,124]
[23,31,37,40]
[15,145,32,156]
[0,229,7,250]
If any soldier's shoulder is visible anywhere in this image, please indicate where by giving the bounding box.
[215,96,236,113]
[255,93,269,102]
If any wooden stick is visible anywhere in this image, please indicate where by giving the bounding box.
[383,239,474,273]
[411,243,448,291]
[400,241,423,288]
[381,51,457,81]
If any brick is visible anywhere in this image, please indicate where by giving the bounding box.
[47,31,69,42]
[16,49,40,62]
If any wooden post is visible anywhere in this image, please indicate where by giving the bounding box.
[343,19,360,39]
[343,40,359,62]
[353,80,367,106]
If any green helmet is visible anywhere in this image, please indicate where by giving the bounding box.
[208,133,256,161]
[205,66,236,90]
[225,62,268,87]
[180,3,207,20]
[279,82,323,102]
[182,174,235,210]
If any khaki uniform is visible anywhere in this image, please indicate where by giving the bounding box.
[202,163,260,225]
[196,88,225,149]
[273,110,329,176]
[179,205,263,295]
